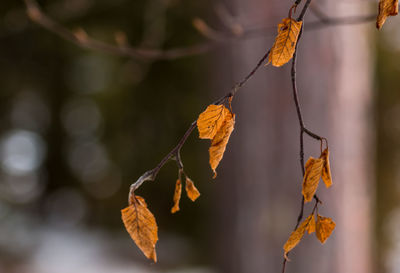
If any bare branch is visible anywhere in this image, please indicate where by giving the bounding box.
[281,0,326,271]
[128,48,270,198]
[214,3,244,36]
[24,0,376,61]
[244,14,376,38]
[24,0,220,60]
[192,18,232,41]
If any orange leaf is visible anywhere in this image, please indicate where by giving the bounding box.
[197,105,230,139]
[283,214,314,258]
[376,0,399,29]
[209,111,235,178]
[316,214,336,244]
[306,214,316,234]
[268,18,302,67]
[302,157,324,203]
[320,148,332,188]
[185,177,200,201]
[171,179,182,213]
[121,195,158,262]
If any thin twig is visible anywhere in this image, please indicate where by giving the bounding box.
[308,3,376,30]
[214,3,244,36]
[244,14,376,38]
[24,0,221,60]
[281,0,326,271]
[24,0,376,61]
[307,14,376,30]
[192,18,233,42]
[128,48,270,200]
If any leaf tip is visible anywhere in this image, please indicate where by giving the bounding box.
[185,177,201,201]
[171,179,182,213]
[212,170,217,179]
[316,215,336,244]
[150,249,157,263]
[121,196,158,263]
[171,206,180,214]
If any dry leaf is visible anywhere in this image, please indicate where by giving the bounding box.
[306,214,316,234]
[302,157,324,203]
[316,214,336,244]
[197,105,230,139]
[268,18,303,67]
[209,112,235,178]
[121,195,158,262]
[320,148,332,188]
[171,179,182,213]
[283,214,314,257]
[185,177,200,201]
[376,0,399,29]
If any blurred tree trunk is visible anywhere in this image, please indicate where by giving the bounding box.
[213,0,374,272]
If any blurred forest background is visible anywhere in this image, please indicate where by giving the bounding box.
[0,0,399,273]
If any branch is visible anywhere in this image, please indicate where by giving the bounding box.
[24,0,376,61]
[244,14,376,38]
[128,49,270,198]
[214,3,244,36]
[128,121,197,199]
[281,0,325,272]
[192,17,233,42]
[308,2,376,30]
[24,0,220,60]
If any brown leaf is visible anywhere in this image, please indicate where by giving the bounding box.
[268,18,303,67]
[376,0,399,29]
[185,177,200,201]
[320,148,332,188]
[121,195,158,262]
[306,214,316,234]
[197,105,230,139]
[171,179,182,213]
[209,111,235,178]
[316,214,336,244]
[283,214,315,257]
[302,157,324,203]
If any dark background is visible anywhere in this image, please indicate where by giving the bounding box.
[0,0,399,273]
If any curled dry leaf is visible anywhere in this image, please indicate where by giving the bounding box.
[320,148,332,188]
[302,157,324,203]
[185,177,200,201]
[197,104,230,139]
[268,18,302,67]
[316,214,336,244]
[283,214,315,258]
[197,104,236,178]
[306,214,316,234]
[209,112,235,178]
[171,179,182,214]
[376,0,399,29]
[121,195,158,262]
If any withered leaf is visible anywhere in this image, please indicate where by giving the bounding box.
[209,112,235,178]
[197,104,230,139]
[316,214,336,244]
[302,157,324,203]
[185,177,200,201]
[121,195,158,262]
[171,179,182,214]
[306,214,316,234]
[268,18,303,67]
[283,214,315,258]
[320,148,332,188]
[376,0,399,29]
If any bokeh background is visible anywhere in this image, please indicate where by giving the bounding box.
[0,0,399,273]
